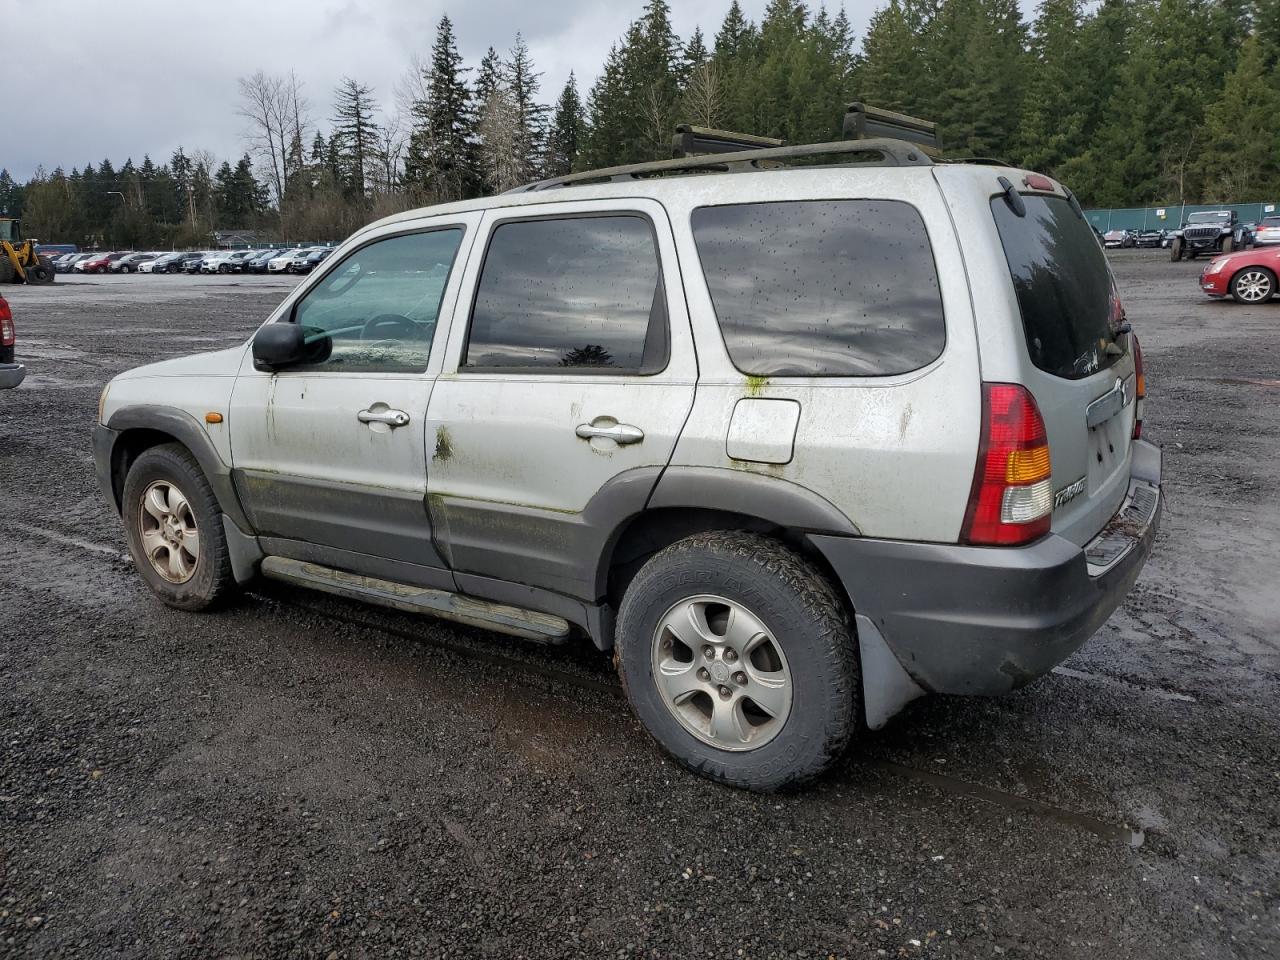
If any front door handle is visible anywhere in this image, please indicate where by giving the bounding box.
[576,420,644,445]
[358,407,411,428]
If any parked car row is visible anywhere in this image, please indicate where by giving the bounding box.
[48,247,335,276]
[1100,215,1265,256]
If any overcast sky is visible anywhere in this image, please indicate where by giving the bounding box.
[5,0,1035,182]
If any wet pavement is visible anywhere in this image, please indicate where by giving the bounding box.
[0,258,1277,958]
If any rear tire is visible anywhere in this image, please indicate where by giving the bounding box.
[1230,267,1276,304]
[122,443,235,611]
[168,263,180,274]
[1170,239,1183,261]
[615,531,860,791]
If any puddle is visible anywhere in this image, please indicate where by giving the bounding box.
[874,759,1146,848]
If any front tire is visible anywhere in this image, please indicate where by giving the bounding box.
[122,443,235,611]
[1170,239,1183,261]
[1222,236,1235,254]
[615,531,860,791]
[1230,267,1276,304]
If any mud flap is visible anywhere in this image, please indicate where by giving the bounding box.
[222,515,265,584]
[857,613,926,730]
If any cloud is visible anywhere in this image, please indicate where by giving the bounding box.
[4,0,1035,181]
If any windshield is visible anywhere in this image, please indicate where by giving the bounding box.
[1187,212,1229,223]
[991,194,1122,380]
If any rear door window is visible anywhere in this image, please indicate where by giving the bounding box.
[990,194,1121,379]
[690,200,945,377]
[463,215,667,373]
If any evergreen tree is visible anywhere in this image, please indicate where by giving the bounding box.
[1015,0,1088,174]
[404,15,479,201]
[503,34,550,182]
[0,169,24,218]
[475,46,502,106]
[857,1,926,115]
[332,76,381,196]
[545,73,585,177]
[582,43,628,168]
[583,1,681,165]
[928,0,1028,159]
[1198,32,1280,200]
[713,1,755,59]
[680,26,709,89]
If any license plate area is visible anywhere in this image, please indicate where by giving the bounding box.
[1087,413,1128,491]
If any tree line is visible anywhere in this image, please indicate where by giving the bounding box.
[4,0,1279,249]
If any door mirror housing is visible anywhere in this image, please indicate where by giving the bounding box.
[252,323,330,371]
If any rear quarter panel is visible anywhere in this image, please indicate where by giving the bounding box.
[932,165,1137,546]
[661,168,982,542]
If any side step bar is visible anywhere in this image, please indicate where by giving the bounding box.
[260,556,571,644]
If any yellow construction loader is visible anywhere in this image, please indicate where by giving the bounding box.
[0,218,56,284]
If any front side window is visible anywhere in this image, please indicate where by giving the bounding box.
[289,228,464,373]
[464,215,667,373]
[691,200,946,377]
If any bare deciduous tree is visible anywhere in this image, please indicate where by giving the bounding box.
[372,113,407,194]
[477,90,525,194]
[237,70,310,206]
[638,85,674,160]
[681,61,724,129]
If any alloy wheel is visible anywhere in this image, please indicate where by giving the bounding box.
[1235,270,1273,303]
[651,595,793,751]
[138,480,200,583]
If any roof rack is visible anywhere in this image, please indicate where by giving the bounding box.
[508,138,934,194]
[843,102,941,154]
[671,125,785,158]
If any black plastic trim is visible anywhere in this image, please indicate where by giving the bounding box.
[102,406,251,529]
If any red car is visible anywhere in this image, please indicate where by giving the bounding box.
[1,293,25,389]
[1199,246,1279,303]
[81,252,129,274]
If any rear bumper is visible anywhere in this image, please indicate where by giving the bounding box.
[0,363,26,389]
[810,439,1163,697]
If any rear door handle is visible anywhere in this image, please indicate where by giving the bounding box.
[358,407,411,428]
[576,421,644,445]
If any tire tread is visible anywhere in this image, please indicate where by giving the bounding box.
[616,530,859,791]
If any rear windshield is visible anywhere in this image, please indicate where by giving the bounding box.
[691,200,945,377]
[990,194,1120,380]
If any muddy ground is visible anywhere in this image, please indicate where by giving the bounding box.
[0,255,1277,959]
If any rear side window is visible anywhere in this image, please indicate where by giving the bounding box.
[691,200,946,377]
[464,215,668,373]
[990,194,1120,379]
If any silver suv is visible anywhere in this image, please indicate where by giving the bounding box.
[93,138,1162,790]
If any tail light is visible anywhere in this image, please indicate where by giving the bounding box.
[1132,335,1145,440]
[0,298,13,347]
[961,383,1053,546]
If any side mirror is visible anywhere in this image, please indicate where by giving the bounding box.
[252,323,330,371]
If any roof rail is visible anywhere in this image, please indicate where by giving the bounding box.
[508,137,934,194]
[671,125,785,158]
[843,103,941,154]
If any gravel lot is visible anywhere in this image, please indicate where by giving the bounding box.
[1,256,1277,959]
